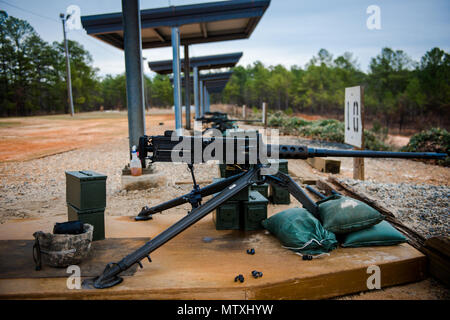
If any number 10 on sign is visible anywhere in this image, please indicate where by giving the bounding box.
[345,86,364,148]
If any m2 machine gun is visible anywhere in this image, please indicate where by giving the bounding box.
[89,131,446,289]
[196,112,260,132]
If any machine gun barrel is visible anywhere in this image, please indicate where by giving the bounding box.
[278,145,447,160]
[138,134,447,165]
[228,119,260,123]
[196,117,258,123]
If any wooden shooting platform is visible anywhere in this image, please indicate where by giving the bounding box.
[0,209,426,300]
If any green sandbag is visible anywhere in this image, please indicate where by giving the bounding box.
[317,195,384,234]
[342,220,407,247]
[261,207,338,255]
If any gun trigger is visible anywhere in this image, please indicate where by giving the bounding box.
[137,261,143,269]
[147,255,152,263]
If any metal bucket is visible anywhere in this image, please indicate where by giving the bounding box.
[33,224,93,269]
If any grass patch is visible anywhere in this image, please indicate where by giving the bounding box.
[267,111,390,151]
[0,121,22,128]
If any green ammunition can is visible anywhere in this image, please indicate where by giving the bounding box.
[250,183,269,199]
[267,159,290,204]
[213,200,241,230]
[65,170,107,210]
[243,191,269,231]
[67,203,105,241]
[270,185,291,204]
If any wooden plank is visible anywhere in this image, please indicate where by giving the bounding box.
[0,238,150,279]
[423,236,450,286]
[353,148,365,180]
[306,157,341,174]
[421,247,450,286]
[248,251,426,300]
[424,237,450,258]
[353,86,365,180]
[288,159,317,185]
[0,215,427,300]
[317,178,341,195]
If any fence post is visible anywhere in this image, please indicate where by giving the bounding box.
[262,102,268,128]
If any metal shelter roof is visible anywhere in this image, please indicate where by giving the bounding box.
[204,79,229,93]
[148,52,243,75]
[186,73,232,93]
[81,0,270,50]
[173,71,233,85]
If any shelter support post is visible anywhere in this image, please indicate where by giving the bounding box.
[193,66,199,119]
[203,85,208,114]
[122,0,146,151]
[184,45,191,130]
[200,80,204,117]
[206,89,210,113]
[171,27,182,134]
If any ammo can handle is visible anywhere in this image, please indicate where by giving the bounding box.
[78,171,92,176]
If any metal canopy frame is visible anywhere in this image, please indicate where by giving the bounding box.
[205,80,229,93]
[150,53,241,123]
[173,72,232,115]
[81,0,269,132]
[148,52,243,75]
[81,1,270,49]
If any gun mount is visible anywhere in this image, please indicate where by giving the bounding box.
[195,111,261,132]
[90,132,446,289]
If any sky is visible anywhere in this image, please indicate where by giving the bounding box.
[1,0,449,77]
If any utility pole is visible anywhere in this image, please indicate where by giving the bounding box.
[60,13,75,117]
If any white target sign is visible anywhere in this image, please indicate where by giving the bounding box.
[345,86,363,148]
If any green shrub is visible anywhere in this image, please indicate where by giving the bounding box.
[267,111,286,127]
[371,120,389,142]
[364,130,390,151]
[402,128,450,166]
[265,111,390,151]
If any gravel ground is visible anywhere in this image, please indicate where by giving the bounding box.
[0,133,448,227]
[339,178,450,239]
[0,136,218,223]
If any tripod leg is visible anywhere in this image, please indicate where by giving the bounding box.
[305,185,327,200]
[135,171,246,220]
[93,167,260,289]
[265,172,319,219]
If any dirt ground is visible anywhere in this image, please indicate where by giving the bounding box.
[0,108,448,299]
[0,109,177,162]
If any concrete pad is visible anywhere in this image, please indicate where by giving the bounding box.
[0,213,426,300]
[121,172,168,191]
